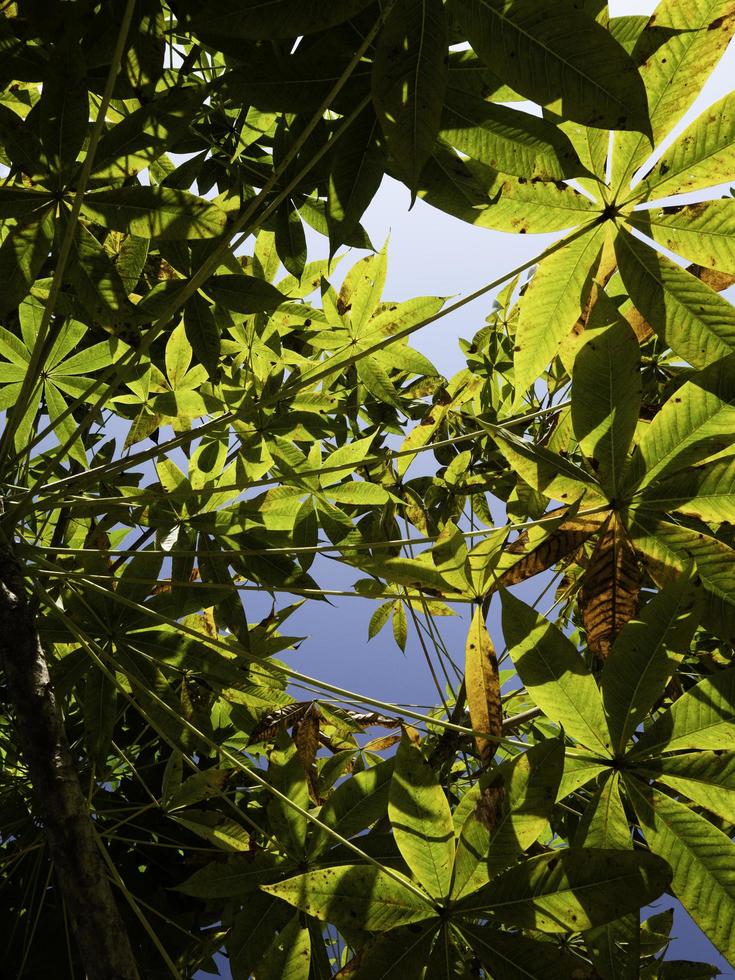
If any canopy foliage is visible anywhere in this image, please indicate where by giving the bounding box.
[1,0,735,978]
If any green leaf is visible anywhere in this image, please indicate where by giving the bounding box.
[357,356,402,410]
[638,453,735,523]
[624,354,735,491]
[459,923,587,980]
[392,601,407,652]
[326,481,393,506]
[615,225,735,370]
[487,425,606,507]
[636,751,735,825]
[629,516,735,643]
[456,848,671,932]
[600,581,700,755]
[450,0,651,132]
[501,591,612,756]
[418,147,599,233]
[83,668,117,771]
[388,737,454,899]
[180,0,375,39]
[339,923,439,979]
[260,866,435,932]
[208,274,286,314]
[327,108,385,254]
[177,853,282,897]
[227,892,292,980]
[184,293,220,381]
[576,773,630,851]
[266,739,310,859]
[255,915,311,980]
[0,207,54,317]
[0,187,54,218]
[644,89,735,198]
[631,665,735,757]
[321,435,377,487]
[513,223,607,402]
[67,220,139,325]
[452,739,565,900]
[37,69,88,175]
[576,774,640,980]
[614,0,735,194]
[275,201,307,280]
[626,779,735,963]
[571,309,641,498]
[372,0,447,193]
[631,200,735,275]
[81,186,227,239]
[90,86,204,182]
[169,810,251,851]
[308,760,394,859]
[441,90,590,181]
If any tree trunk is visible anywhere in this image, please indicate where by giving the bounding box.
[0,549,140,980]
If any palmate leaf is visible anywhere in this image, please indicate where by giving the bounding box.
[571,309,641,498]
[388,738,454,900]
[81,186,228,240]
[260,866,435,932]
[630,665,735,757]
[255,915,311,980]
[630,516,735,642]
[615,226,735,370]
[600,580,700,755]
[579,513,641,661]
[613,0,735,194]
[501,591,612,757]
[327,108,385,255]
[636,751,735,825]
[638,452,735,523]
[625,779,735,963]
[631,200,735,276]
[487,425,606,507]
[179,0,375,39]
[456,848,671,933]
[440,90,590,181]
[458,923,585,980]
[0,207,54,317]
[643,89,735,198]
[450,0,650,133]
[338,923,439,980]
[624,354,735,492]
[417,145,599,234]
[576,774,640,980]
[308,759,394,859]
[513,222,607,401]
[464,606,502,764]
[451,738,565,900]
[372,0,447,194]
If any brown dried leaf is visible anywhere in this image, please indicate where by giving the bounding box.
[580,513,640,660]
[495,512,603,590]
[465,606,502,765]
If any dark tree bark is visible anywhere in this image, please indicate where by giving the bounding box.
[0,548,139,980]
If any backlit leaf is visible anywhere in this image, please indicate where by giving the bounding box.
[372,0,448,193]
[388,737,454,899]
[450,0,650,132]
